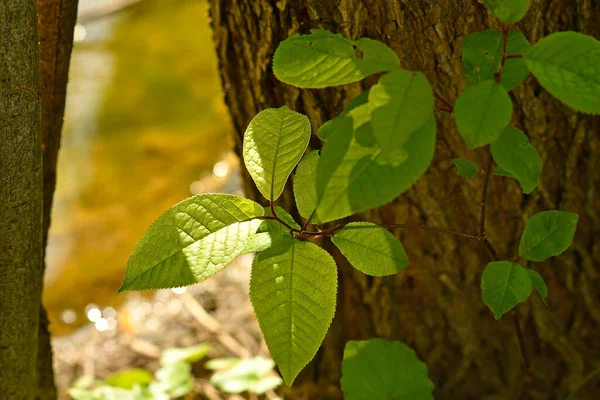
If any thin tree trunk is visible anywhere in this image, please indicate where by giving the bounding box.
[209,1,600,399]
[0,0,43,397]
[36,1,79,398]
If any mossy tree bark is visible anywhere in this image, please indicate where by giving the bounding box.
[36,1,79,398]
[210,1,600,399]
[0,0,43,397]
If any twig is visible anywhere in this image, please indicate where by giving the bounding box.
[513,313,532,400]
[380,223,480,241]
[494,24,509,83]
[434,91,453,110]
[180,291,251,358]
[506,54,524,59]
[479,158,493,236]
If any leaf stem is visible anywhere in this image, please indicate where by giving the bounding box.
[494,23,509,83]
[506,54,524,59]
[380,223,480,241]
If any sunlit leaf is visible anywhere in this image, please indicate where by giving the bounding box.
[243,106,311,200]
[293,150,320,221]
[273,29,399,88]
[332,222,408,276]
[250,239,337,385]
[120,194,264,292]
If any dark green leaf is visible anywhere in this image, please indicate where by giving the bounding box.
[526,269,548,305]
[481,261,532,319]
[451,158,479,180]
[519,211,578,261]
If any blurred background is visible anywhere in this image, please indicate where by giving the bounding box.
[44,0,278,398]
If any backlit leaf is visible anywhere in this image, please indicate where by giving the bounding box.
[332,222,408,276]
[120,194,264,292]
[519,211,578,262]
[250,239,337,386]
[317,90,370,141]
[243,106,311,200]
[273,29,399,88]
[293,151,320,221]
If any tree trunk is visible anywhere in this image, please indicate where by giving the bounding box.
[36,1,79,398]
[0,0,43,397]
[209,1,600,399]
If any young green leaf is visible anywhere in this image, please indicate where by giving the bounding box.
[454,80,513,148]
[317,90,370,141]
[481,261,532,320]
[104,369,154,390]
[341,339,434,400]
[526,269,548,305]
[484,0,531,24]
[451,158,479,180]
[332,222,408,276]
[250,239,337,386]
[524,31,600,114]
[160,344,211,366]
[243,106,311,201]
[462,29,531,91]
[293,150,320,221]
[519,211,578,262]
[316,113,436,223]
[273,29,399,88]
[209,357,282,395]
[369,70,434,165]
[120,194,265,292]
[490,127,542,194]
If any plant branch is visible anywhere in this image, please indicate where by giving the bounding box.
[380,223,480,241]
[479,157,493,236]
[434,91,453,110]
[514,312,532,400]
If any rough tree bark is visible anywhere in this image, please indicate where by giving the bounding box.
[36,1,79,398]
[210,1,600,399]
[0,0,43,397]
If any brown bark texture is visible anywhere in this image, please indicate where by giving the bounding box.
[209,1,600,399]
[36,1,79,398]
[0,0,43,397]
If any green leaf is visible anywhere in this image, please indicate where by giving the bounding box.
[120,194,264,292]
[104,369,153,390]
[293,151,320,221]
[524,31,600,114]
[160,344,211,365]
[454,80,513,148]
[494,166,514,177]
[155,362,194,398]
[526,269,548,305]
[462,29,531,91]
[250,239,337,386]
[490,127,542,194]
[481,261,532,320]
[451,158,479,180]
[341,339,434,400]
[209,357,282,394]
[317,89,370,141]
[332,222,408,276]
[484,0,531,24]
[243,206,299,254]
[519,211,578,262]
[243,106,311,200]
[369,70,434,164]
[316,111,436,223]
[273,29,399,88]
